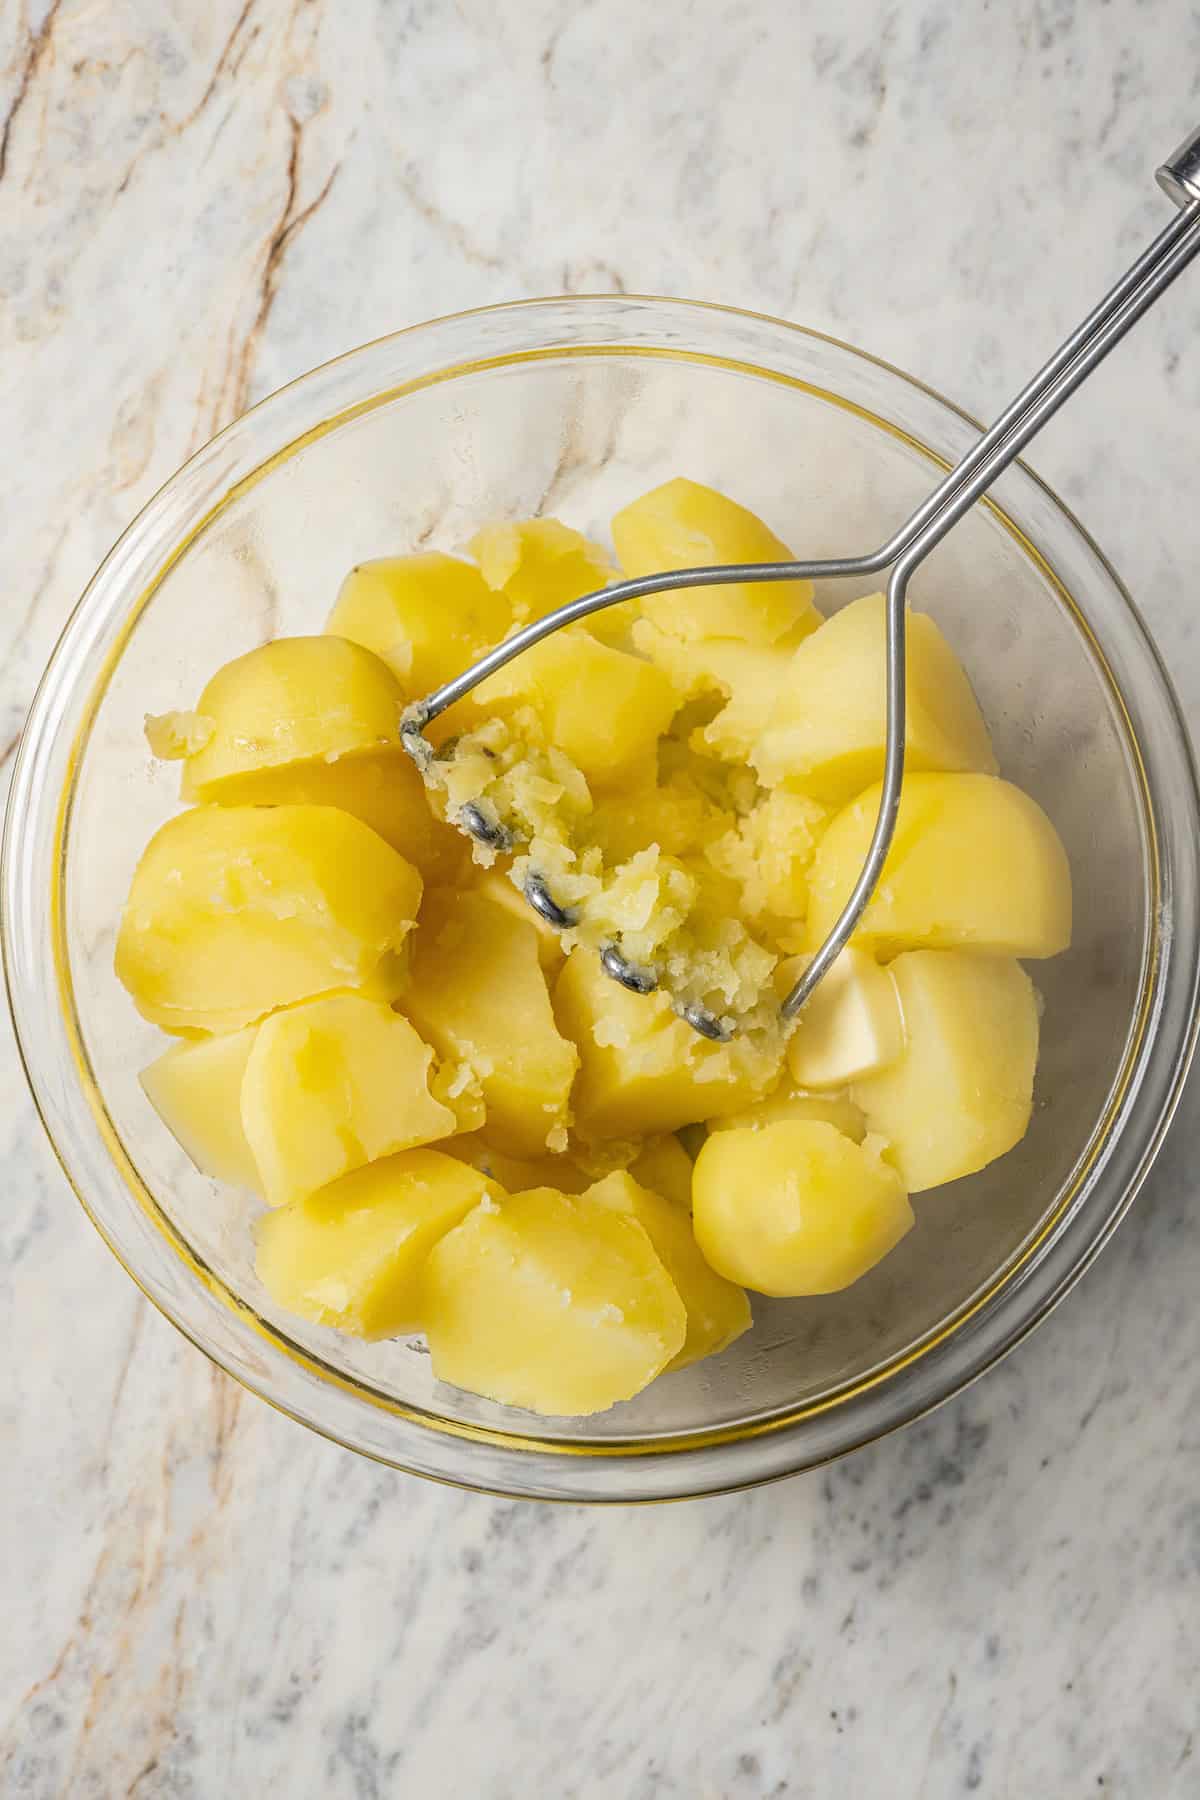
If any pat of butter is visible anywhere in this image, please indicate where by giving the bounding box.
[780,947,905,1089]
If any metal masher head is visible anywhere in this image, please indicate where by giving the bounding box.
[403,126,1200,1037]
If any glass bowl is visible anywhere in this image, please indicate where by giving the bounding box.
[5,297,1199,1502]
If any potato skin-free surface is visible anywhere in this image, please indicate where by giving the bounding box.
[422,1186,687,1416]
[852,950,1039,1192]
[256,1150,499,1340]
[180,635,406,800]
[403,888,578,1160]
[693,1120,913,1297]
[754,593,996,801]
[115,804,422,1034]
[806,773,1072,961]
[613,478,820,645]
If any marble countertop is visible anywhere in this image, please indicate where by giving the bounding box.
[4,3,1200,1794]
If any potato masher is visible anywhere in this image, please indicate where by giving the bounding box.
[403,125,1200,1041]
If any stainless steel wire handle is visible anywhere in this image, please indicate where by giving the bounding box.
[403,128,1200,1036]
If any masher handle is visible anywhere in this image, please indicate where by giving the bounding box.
[781,129,1200,1020]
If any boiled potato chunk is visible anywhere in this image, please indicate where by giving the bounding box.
[708,1085,867,1142]
[754,593,997,801]
[241,992,457,1207]
[805,773,1072,961]
[327,552,510,731]
[115,805,422,1034]
[628,1134,695,1210]
[852,951,1039,1191]
[256,1149,499,1339]
[187,748,464,882]
[403,888,578,1158]
[421,1185,686,1415]
[612,478,821,645]
[174,636,406,801]
[554,948,781,1140]
[468,867,566,973]
[693,1120,913,1296]
[467,517,616,627]
[140,1027,261,1191]
[777,947,905,1089]
[587,1173,750,1370]
[475,627,677,791]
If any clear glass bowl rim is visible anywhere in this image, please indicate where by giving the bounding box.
[5,294,1199,1503]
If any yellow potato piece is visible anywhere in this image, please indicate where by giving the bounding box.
[586,1172,750,1371]
[403,888,578,1159]
[805,773,1072,961]
[852,950,1039,1191]
[693,1120,913,1296]
[553,948,781,1140]
[627,1133,695,1210]
[188,748,464,883]
[475,628,677,792]
[612,477,821,645]
[421,1185,686,1416]
[439,1130,592,1194]
[467,517,616,627]
[777,947,905,1089]
[115,804,422,1034]
[467,867,565,973]
[140,1027,261,1191]
[170,636,405,801]
[327,552,510,736]
[241,992,457,1207]
[754,593,997,802]
[256,1149,499,1339]
[708,1085,867,1143]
